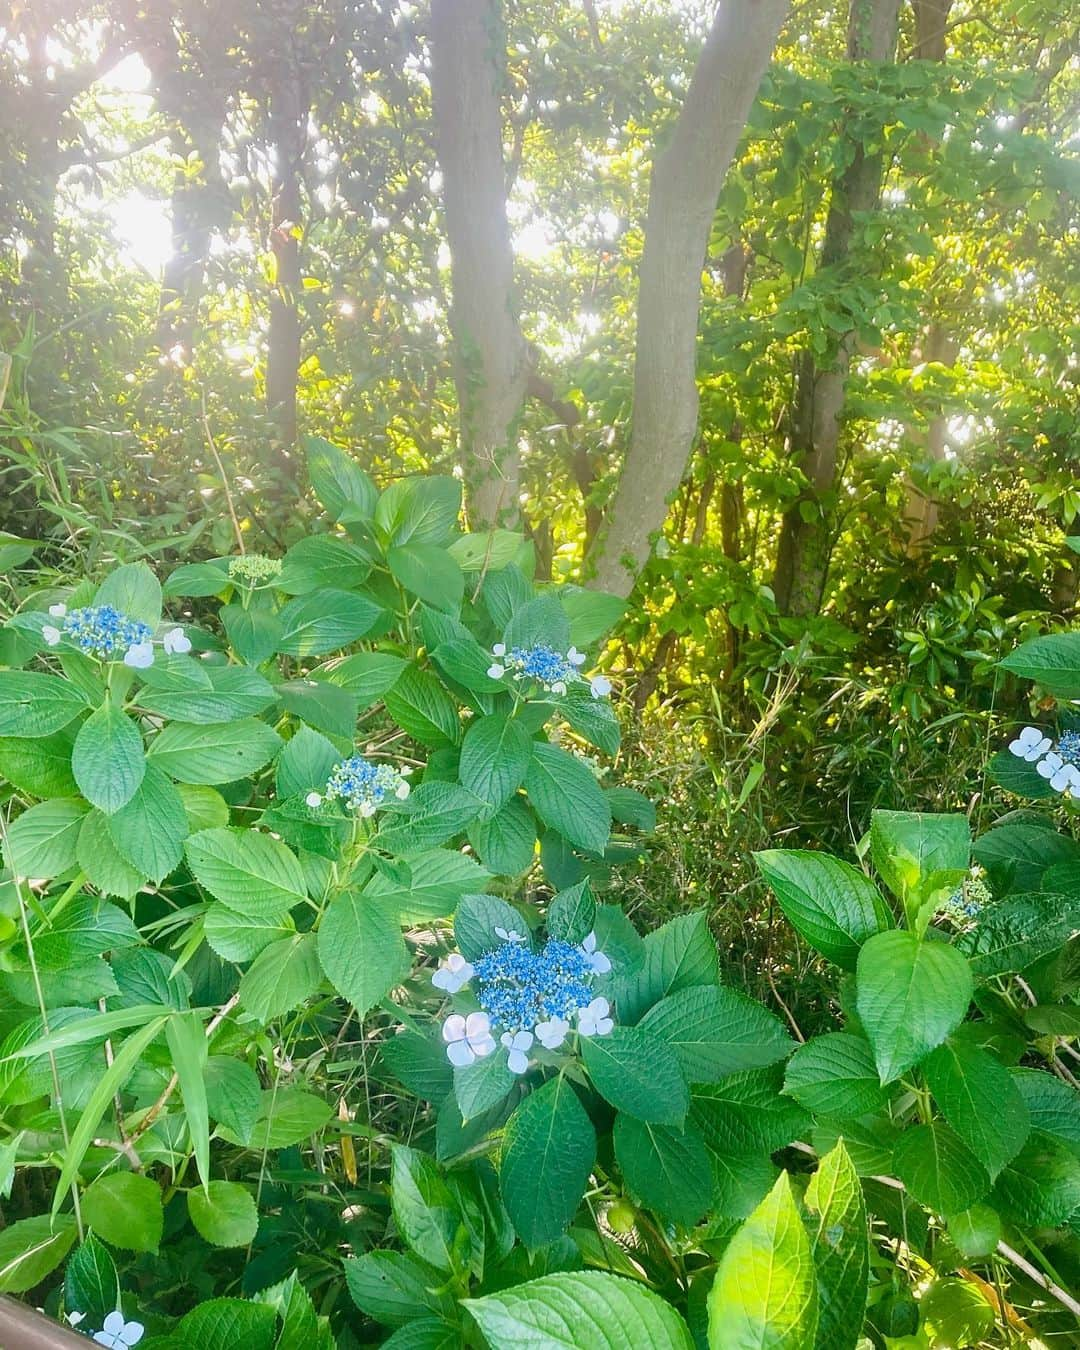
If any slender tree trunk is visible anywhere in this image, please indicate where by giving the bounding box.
[266,42,305,458]
[771,0,901,615]
[586,0,790,598]
[429,0,530,528]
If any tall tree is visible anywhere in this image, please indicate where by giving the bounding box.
[771,0,902,615]
[587,0,791,598]
[429,0,530,527]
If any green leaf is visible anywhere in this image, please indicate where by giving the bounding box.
[0,671,87,737]
[139,665,278,724]
[81,1171,163,1252]
[375,782,485,853]
[616,911,719,1025]
[177,784,230,833]
[604,787,656,833]
[385,665,461,748]
[637,985,793,1082]
[107,764,189,884]
[321,650,407,701]
[855,930,973,1083]
[581,1026,688,1125]
[278,532,372,593]
[525,743,611,854]
[186,827,306,919]
[948,1204,1002,1260]
[893,1122,991,1213]
[465,1271,694,1350]
[448,528,522,571]
[65,1233,119,1328]
[431,636,507,693]
[692,1067,809,1157]
[317,891,408,1016]
[919,1278,994,1348]
[380,1032,454,1102]
[987,749,1057,800]
[500,1077,596,1247]
[0,728,79,797]
[503,594,570,652]
[390,1144,464,1273]
[805,1141,868,1350]
[0,1214,76,1292]
[1000,631,1080,695]
[753,850,892,970]
[4,798,88,878]
[245,1088,332,1150]
[870,810,969,905]
[220,605,283,666]
[454,892,528,960]
[468,796,537,875]
[277,589,384,657]
[458,713,533,816]
[560,688,620,756]
[239,933,321,1021]
[277,678,358,739]
[613,1114,712,1226]
[548,880,596,944]
[344,1250,457,1327]
[162,560,230,598]
[956,892,1080,975]
[204,1057,262,1142]
[923,1039,1029,1179]
[973,822,1080,894]
[454,1052,516,1120]
[94,562,161,627]
[276,725,341,799]
[560,586,625,647]
[167,1298,277,1350]
[111,949,189,1011]
[782,1033,888,1118]
[148,718,282,783]
[204,905,295,962]
[992,1130,1080,1226]
[188,1180,258,1247]
[306,435,378,522]
[707,1173,818,1349]
[364,847,492,923]
[165,1012,211,1187]
[1010,1067,1080,1149]
[253,1271,320,1350]
[72,702,145,813]
[376,476,461,547]
[389,542,464,613]
[78,809,146,898]
[28,895,137,968]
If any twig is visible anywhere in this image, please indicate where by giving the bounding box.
[100,998,142,1171]
[200,391,245,555]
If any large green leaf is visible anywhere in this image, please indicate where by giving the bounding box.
[239,933,322,1021]
[306,435,378,522]
[376,476,461,547]
[0,727,79,797]
[164,1298,277,1350]
[375,782,485,853]
[186,827,306,919]
[923,1039,1029,1179]
[465,1271,694,1349]
[692,1067,809,1158]
[4,798,88,877]
[364,847,492,923]
[992,1130,1080,1226]
[317,891,408,1016]
[870,810,969,905]
[467,796,537,875]
[0,671,87,737]
[148,717,282,783]
[77,809,146,898]
[782,1033,888,1118]
[892,1122,991,1213]
[707,1173,819,1349]
[277,589,384,657]
[1010,1067,1080,1149]
[137,665,277,723]
[500,1076,596,1247]
[805,1141,868,1350]
[81,1171,163,1252]
[581,1025,689,1125]
[389,542,464,613]
[956,892,1080,975]
[458,713,533,816]
[972,821,1080,894]
[0,1214,76,1292]
[753,850,892,970]
[344,1250,457,1327]
[616,911,719,1025]
[637,985,793,1082]
[94,562,162,626]
[385,664,462,747]
[999,631,1080,695]
[525,742,611,854]
[72,701,145,813]
[613,1114,713,1226]
[188,1181,259,1248]
[107,764,189,883]
[278,532,372,593]
[64,1234,119,1329]
[855,930,973,1083]
[27,895,137,969]
[390,1145,464,1273]
[166,1011,210,1185]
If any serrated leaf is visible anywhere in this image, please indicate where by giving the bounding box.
[581,1025,689,1125]
[613,1114,712,1226]
[82,1171,163,1252]
[317,891,408,1017]
[525,742,611,854]
[148,718,282,783]
[616,911,719,1025]
[72,702,145,813]
[0,672,87,737]
[500,1077,596,1247]
[385,665,461,747]
[893,1122,991,1214]
[805,1141,868,1350]
[754,850,892,970]
[923,1039,1029,1178]
[188,1180,258,1247]
[458,713,533,816]
[107,764,189,884]
[637,985,793,1082]
[783,1033,888,1118]
[186,827,306,919]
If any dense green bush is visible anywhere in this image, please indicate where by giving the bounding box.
[0,440,1077,1347]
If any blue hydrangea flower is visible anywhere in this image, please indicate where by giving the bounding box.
[306,755,410,816]
[42,603,154,667]
[1057,730,1080,764]
[473,937,596,1033]
[486,641,611,699]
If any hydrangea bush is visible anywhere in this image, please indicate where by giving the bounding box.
[0,437,1076,1347]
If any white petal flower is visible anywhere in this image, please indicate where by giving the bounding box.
[567,646,586,667]
[93,1312,144,1349]
[577,996,613,1037]
[42,625,62,647]
[432,952,474,993]
[48,603,67,618]
[487,663,506,679]
[580,931,612,975]
[395,779,411,799]
[162,626,192,655]
[442,1011,496,1066]
[534,1016,570,1050]
[1051,763,1080,796]
[501,1029,533,1074]
[305,792,323,808]
[1008,726,1052,761]
[492,643,506,657]
[1037,752,1064,780]
[123,642,155,669]
[590,675,612,699]
[495,925,526,943]
[551,680,567,696]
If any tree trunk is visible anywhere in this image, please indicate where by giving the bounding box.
[266,40,305,458]
[429,0,530,528]
[771,0,901,616]
[586,0,791,598]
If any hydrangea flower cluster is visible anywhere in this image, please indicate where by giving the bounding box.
[940,870,992,929]
[433,930,613,1074]
[68,1310,144,1348]
[1008,725,1080,797]
[486,642,612,699]
[41,604,191,670]
[305,755,410,816]
[228,553,282,583]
